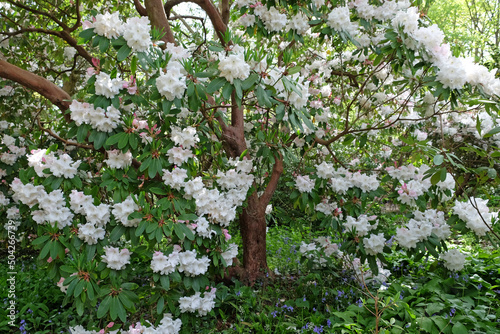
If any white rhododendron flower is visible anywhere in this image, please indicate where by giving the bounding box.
[179,288,217,316]
[156,61,187,101]
[94,72,123,99]
[440,249,466,271]
[105,150,132,169]
[221,243,238,266]
[453,198,496,236]
[113,196,141,227]
[92,12,123,39]
[218,54,250,83]
[123,16,152,52]
[363,233,386,255]
[295,175,315,193]
[344,215,378,237]
[102,246,132,270]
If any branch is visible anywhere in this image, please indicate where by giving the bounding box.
[231,91,244,130]
[145,0,176,45]
[219,0,230,26]
[170,10,196,35]
[0,60,72,121]
[164,0,227,45]
[38,118,93,149]
[1,26,93,65]
[133,0,148,16]
[259,153,284,206]
[5,0,69,30]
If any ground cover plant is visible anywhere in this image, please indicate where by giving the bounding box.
[1,0,500,333]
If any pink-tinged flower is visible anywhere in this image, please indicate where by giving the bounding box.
[333,96,341,105]
[92,58,100,68]
[107,322,114,328]
[82,20,92,29]
[87,67,95,76]
[47,257,53,263]
[222,229,231,241]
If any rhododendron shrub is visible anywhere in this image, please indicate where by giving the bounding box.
[1,0,500,332]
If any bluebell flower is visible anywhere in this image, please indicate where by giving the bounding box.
[313,325,324,333]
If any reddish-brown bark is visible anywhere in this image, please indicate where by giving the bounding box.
[0,60,71,121]
[144,0,176,45]
[164,0,227,44]
[240,192,270,283]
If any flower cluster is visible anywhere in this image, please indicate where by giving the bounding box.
[94,72,124,99]
[218,52,250,83]
[344,215,378,237]
[440,249,466,271]
[104,150,133,169]
[112,196,141,227]
[156,61,187,101]
[28,149,81,179]
[11,178,73,228]
[178,288,217,316]
[453,198,497,236]
[151,248,210,277]
[221,243,239,266]
[395,209,450,249]
[69,100,121,132]
[102,246,132,270]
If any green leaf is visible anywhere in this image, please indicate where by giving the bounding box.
[206,77,226,94]
[32,235,50,246]
[430,171,441,185]
[77,124,90,143]
[173,223,185,240]
[118,291,134,309]
[452,322,468,334]
[256,85,272,108]
[287,66,302,75]
[222,81,233,100]
[234,78,243,99]
[157,296,165,314]
[79,28,95,42]
[71,175,83,188]
[106,132,125,146]
[433,154,444,165]
[367,256,379,276]
[483,126,500,138]
[420,317,434,333]
[93,132,107,150]
[110,225,126,242]
[99,37,110,53]
[118,132,129,150]
[241,73,259,90]
[117,44,132,62]
[160,275,170,290]
[74,279,86,298]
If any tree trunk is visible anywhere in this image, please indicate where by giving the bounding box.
[239,191,270,283]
